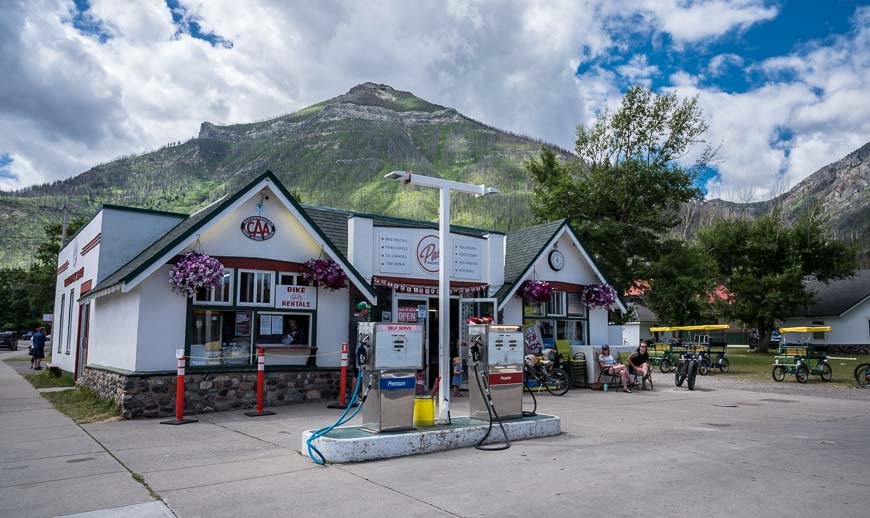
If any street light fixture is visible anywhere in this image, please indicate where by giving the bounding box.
[384,170,499,423]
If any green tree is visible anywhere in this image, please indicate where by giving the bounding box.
[527,85,714,293]
[0,218,85,331]
[698,208,856,352]
[645,241,717,326]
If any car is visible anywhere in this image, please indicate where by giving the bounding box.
[769,330,782,348]
[0,331,19,351]
[20,331,33,341]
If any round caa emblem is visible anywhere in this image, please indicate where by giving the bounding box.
[240,216,276,241]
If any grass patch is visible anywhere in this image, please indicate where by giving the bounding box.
[4,354,52,363]
[25,369,74,389]
[724,350,870,388]
[42,387,120,424]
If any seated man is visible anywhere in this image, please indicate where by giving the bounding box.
[628,340,652,389]
[599,345,631,392]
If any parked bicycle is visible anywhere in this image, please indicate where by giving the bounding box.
[523,353,570,396]
[673,344,700,391]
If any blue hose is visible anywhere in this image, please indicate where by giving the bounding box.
[306,371,365,465]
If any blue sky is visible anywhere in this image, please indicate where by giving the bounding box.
[1,0,867,200]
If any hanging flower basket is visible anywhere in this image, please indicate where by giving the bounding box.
[582,283,617,309]
[519,280,554,303]
[302,258,348,290]
[169,251,225,298]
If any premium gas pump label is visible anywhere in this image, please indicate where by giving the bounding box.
[488,372,523,385]
[380,377,416,390]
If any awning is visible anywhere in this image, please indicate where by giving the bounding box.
[372,275,488,295]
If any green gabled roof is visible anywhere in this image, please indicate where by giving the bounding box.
[303,206,352,257]
[494,220,567,304]
[88,171,374,299]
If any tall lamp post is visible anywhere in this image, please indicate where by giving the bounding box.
[384,171,499,423]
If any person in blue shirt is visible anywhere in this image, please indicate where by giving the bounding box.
[31,327,46,370]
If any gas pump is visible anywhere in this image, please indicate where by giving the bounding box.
[468,324,525,420]
[358,322,424,433]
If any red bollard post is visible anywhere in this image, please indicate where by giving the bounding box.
[327,343,355,409]
[161,348,197,425]
[245,346,275,417]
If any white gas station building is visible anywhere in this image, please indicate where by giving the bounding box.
[52,171,622,417]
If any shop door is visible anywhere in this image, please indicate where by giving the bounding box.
[458,298,498,387]
[394,296,429,385]
[74,303,90,381]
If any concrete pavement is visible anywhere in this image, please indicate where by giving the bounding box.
[4,349,870,517]
[0,350,162,518]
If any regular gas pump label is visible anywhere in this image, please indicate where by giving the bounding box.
[488,372,523,385]
[380,377,415,390]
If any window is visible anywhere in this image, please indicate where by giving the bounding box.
[57,293,66,353]
[65,288,74,354]
[523,300,546,317]
[255,312,312,347]
[567,292,586,317]
[547,291,566,316]
[278,273,300,286]
[194,268,234,305]
[189,310,253,366]
[238,270,274,306]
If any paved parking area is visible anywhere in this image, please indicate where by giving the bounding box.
[3,348,870,518]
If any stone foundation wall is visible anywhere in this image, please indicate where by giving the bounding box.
[80,367,353,419]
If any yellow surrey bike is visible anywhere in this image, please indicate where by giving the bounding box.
[771,326,833,383]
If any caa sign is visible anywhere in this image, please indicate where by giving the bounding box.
[240,216,276,241]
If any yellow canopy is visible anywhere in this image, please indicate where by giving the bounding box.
[780,326,832,333]
[650,325,728,332]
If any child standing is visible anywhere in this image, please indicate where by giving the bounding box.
[451,357,464,397]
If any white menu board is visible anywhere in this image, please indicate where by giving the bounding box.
[378,230,412,274]
[453,238,482,279]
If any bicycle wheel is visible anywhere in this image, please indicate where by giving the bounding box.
[856,364,870,388]
[675,362,686,387]
[772,365,785,382]
[687,361,699,391]
[660,358,671,374]
[795,364,809,383]
[718,357,731,373]
[698,359,710,376]
[547,368,570,396]
[818,362,832,382]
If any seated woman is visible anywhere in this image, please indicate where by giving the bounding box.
[598,345,631,393]
[628,340,651,389]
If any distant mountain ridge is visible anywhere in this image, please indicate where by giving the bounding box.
[0,82,866,268]
[701,141,869,257]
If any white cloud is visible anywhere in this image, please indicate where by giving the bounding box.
[0,0,865,203]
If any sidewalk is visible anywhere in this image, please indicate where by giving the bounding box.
[4,350,870,517]
[0,350,166,518]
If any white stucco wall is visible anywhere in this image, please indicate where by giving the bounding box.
[502,297,523,326]
[194,190,324,262]
[99,208,183,284]
[87,289,140,372]
[52,212,103,373]
[588,307,609,345]
[135,265,188,371]
[531,232,602,287]
[780,297,870,346]
[348,216,374,280]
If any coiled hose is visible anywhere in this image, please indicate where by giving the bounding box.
[306,372,372,465]
[473,364,511,451]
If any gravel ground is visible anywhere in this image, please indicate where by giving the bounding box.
[668,369,870,401]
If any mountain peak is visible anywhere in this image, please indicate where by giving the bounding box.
[328,82,447,113]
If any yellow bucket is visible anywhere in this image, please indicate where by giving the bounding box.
[413,396,435,427]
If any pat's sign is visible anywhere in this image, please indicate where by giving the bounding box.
[240,216,276,241]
